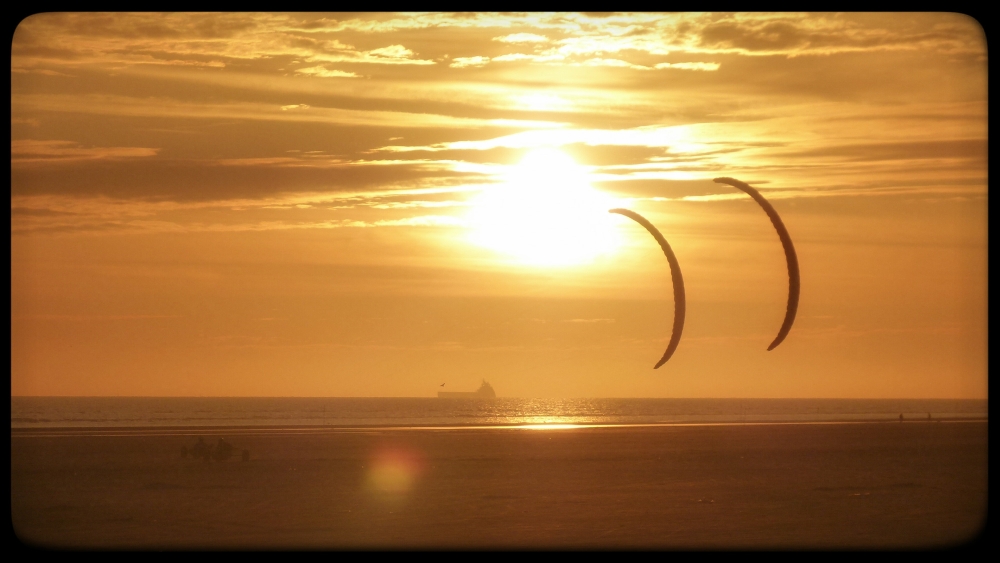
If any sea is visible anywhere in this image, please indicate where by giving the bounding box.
[10,397,988,429]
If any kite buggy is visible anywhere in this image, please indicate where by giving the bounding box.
[181,436,250,462]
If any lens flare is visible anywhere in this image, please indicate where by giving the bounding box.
[366,446,426,495]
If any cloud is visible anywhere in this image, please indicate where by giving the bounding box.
[447,53,718,73]
[12,13,984,82]
[368,44,415,59]
[11,67,75,76]
[307,44,436,66]
[11,206,79,217]
[654,61,719,71]
[776,139,987,164]
[14,314,183,321]
[369,200,468,210]
[9,13,986,210]
[11,211,468,236]
[450,56,490,68]
[493,33,550,43]
[293,67,359,78]
[214,156,343,167]
[577,58,650,70]
[12,93,566,131]
[550,33,673,58]
[372,215,466,227]
[9,151,497,201]
[692,13,985,57]
[488,53,527,63]
[9,181,492,238]
[11,140,159,164]
[12,13,436,73]
[376,125,698,152]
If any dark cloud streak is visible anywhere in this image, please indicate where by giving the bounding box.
[11,159,479,201]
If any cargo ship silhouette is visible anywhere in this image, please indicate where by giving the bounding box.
[438,380,496,399]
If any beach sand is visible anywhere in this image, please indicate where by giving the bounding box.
[12,421,986,549]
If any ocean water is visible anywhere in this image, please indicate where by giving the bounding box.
[10,397,988,429]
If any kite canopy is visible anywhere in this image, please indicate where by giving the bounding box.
[713,177,800,351]
[609,208,685,368]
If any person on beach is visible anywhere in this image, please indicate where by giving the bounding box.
[191,437,209,459]
[215,438,234,461]
[899,413,904,422]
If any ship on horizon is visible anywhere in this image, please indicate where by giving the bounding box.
[438,380,496,399]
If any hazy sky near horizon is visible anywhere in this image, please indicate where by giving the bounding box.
[11,13,987,398]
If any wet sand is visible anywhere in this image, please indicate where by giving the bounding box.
[11,421,987,549]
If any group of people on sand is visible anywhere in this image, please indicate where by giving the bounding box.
[182,437,248,462]
[898,413,935,422]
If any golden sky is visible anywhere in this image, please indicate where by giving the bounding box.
[11,13,987,398]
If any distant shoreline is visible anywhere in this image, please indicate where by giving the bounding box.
[10,417,988,437]
[9,396,990,399]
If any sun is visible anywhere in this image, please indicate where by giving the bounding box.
[466,147,622,266]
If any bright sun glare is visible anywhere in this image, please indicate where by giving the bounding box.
[466,148,622,266]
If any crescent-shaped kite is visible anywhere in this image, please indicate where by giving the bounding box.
[713,177,799,351]
[608,208,685,368]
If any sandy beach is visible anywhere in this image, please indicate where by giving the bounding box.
[12,421,986,549]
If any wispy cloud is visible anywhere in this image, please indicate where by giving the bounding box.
[11,140,159,164]
[493,33,550,43]
[293,66,359,78]
[12,93,567,130]
[654,61,719,71]
[450,56,490,68]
